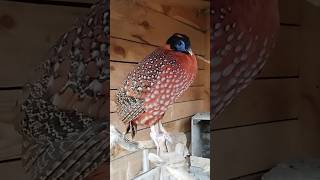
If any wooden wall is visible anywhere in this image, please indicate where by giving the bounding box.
[109,0,210,178]
[0,0,92,178]
[211,0,318,179]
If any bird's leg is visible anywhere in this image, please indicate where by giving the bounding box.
[150,124,161,155]
[158,121,173,143]
[150,122,173,155]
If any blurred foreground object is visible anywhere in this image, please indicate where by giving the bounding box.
[17,0,108,179]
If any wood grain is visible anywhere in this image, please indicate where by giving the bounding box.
[134,0,209,31]
[110,0,206,55]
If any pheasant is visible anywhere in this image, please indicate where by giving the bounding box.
[115,33,197,154]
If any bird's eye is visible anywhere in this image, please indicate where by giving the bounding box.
[178,41,182,46]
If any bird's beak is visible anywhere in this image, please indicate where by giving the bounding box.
[187,48,194,56]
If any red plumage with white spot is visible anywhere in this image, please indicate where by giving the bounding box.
[116,33,197,137]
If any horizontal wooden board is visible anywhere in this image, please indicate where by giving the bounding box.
[260,26,300,77]
[111,149,147,180]
[110,0,206,55]
[0,160,31,180]
[0,90,23,161]
[212,120,302,179]
[231,172,265,180]
[110,62,206,89]
[213,78,298,130]
[279,0,302,25]
[0,122,22,161]
[110,38,207,70]
[0,1,88,87]
[133,0,210,31]
[110,100,204,132]
[110,86,205,112]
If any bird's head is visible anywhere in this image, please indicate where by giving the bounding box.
[166,33,194,56]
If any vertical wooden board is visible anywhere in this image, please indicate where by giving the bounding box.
[298,1,320,156]
[212,120,302,180]
[110,0,206,55]
[0,160,31,180]
[260,26,300,77]
[0,1,88,86]
[213,79,299,130]
[279,0,302,25]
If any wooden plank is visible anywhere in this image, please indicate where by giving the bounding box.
[133,0,210,31]
[212,120,302,179]
[110,38,156,63]
[110,0,206,55]
[0,1,88,86]
[110,86,205,112]
[110,38,206,70]
[110,62,206,89]
[0,160,31,180]
[213,79,298,130]
[279,0,302,25]
[260,26,300,77]
[110,100,204,132]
